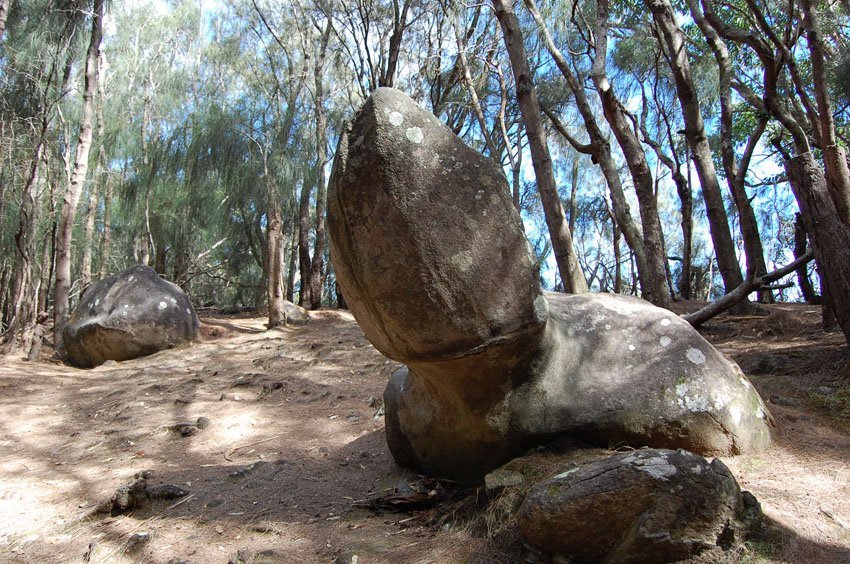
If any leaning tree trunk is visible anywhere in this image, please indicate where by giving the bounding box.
[799,0,850,225]
[53,0,103,349]
[492,0,587,293]
[784,152,850,344]
[686,0,769,302]
[526,0,661,303]
[645,0,742,295]
[589,0,670,306]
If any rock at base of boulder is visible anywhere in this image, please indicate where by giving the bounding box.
[517,448,760,563]
[63,264,199,368]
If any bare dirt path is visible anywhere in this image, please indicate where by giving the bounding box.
[1,305,848,563]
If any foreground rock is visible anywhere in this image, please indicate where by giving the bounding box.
[328,88,773,482]
[63,265,199,368]
[517,449,760,563]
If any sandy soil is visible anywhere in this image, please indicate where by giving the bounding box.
[0,304,848,563]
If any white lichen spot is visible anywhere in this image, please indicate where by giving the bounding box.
[729,404,743,425]
[128,275,134,282]
[405,126,424,144]
[450,250,475,272]
[474,190,484,201]
[388,111,404,126]
[690,464,703,474]
[169,297,177,304]
[628,344,636,351]
[185,308,191,315]
[600,298,646,315]
[686,348,707,365]
[711,390,729,410]
[604,324,611,330]
[676,383,711,411]
[124,304,129,309]
[660,336,672,347]
[94,298,100,307]
[158,301,168,310]
[660,318,672,327]
[633,456,678,481]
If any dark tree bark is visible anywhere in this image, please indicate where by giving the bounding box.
[492,0,587,293]
[784,152,850,343]
[645,0,743,295]
[527,0,660,303]
[686,0,770,302]
[589,0,670,306]
[54,0,103,349]
[793,213,818,302]
[309,21,333,311]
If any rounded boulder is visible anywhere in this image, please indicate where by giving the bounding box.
[63,265,199,367]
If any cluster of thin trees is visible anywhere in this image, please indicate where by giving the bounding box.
[1,0,849,354]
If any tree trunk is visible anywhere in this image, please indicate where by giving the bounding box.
[286,219,298,304]
[82,47,107,289]
[297,178,313,308]
[53,0,103,349]
[646,0,743,294]
[267,196,285,327]
[492,0,587,293]
[309,21,332,311]
[527,0,662,302]
[799,0,850,225]
[686,0,770,302]
[793,213,817,302]
[586,0,670,307]
[784,151,850,343]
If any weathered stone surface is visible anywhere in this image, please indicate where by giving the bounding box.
[517,449,759,563]
[282,300,309,325]
[328,87,545,363]
[63,265,199,368]
[328,88,773,483]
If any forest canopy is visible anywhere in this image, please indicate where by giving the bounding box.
[1,0,849,351]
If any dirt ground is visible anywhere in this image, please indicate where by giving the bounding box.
[0,303,848,563]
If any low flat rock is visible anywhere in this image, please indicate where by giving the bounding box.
[63,265,199,368]
[517,448,760,563]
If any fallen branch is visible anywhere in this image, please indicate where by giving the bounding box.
[683,251,814,327]
[224,433,287,461]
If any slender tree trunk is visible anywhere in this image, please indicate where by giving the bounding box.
[687,0,770,301]
[492,0,587,293]
[297,177,313,307]
[679,151,694,299]
[527,0,660,302]
[645,0,742,295]
[309,21,332,311]
[36,177,57,316]
[286,219,298,304]
[99,175,112,277]
[799,0,850,225]
[267,194,285,327]
[784,151,850,343]
[793,213,817,302]
[583,0,670,306]
[53,0,103,349]
[81,48,107,289]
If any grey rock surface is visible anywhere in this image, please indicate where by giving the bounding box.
[63,264,199,368]
[328,88,773,482]
[517,449,759,563]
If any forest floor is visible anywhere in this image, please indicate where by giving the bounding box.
[0,302,849,563]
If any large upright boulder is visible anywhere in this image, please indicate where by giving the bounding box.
[328,88,773,483]
[63,265,199,368]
